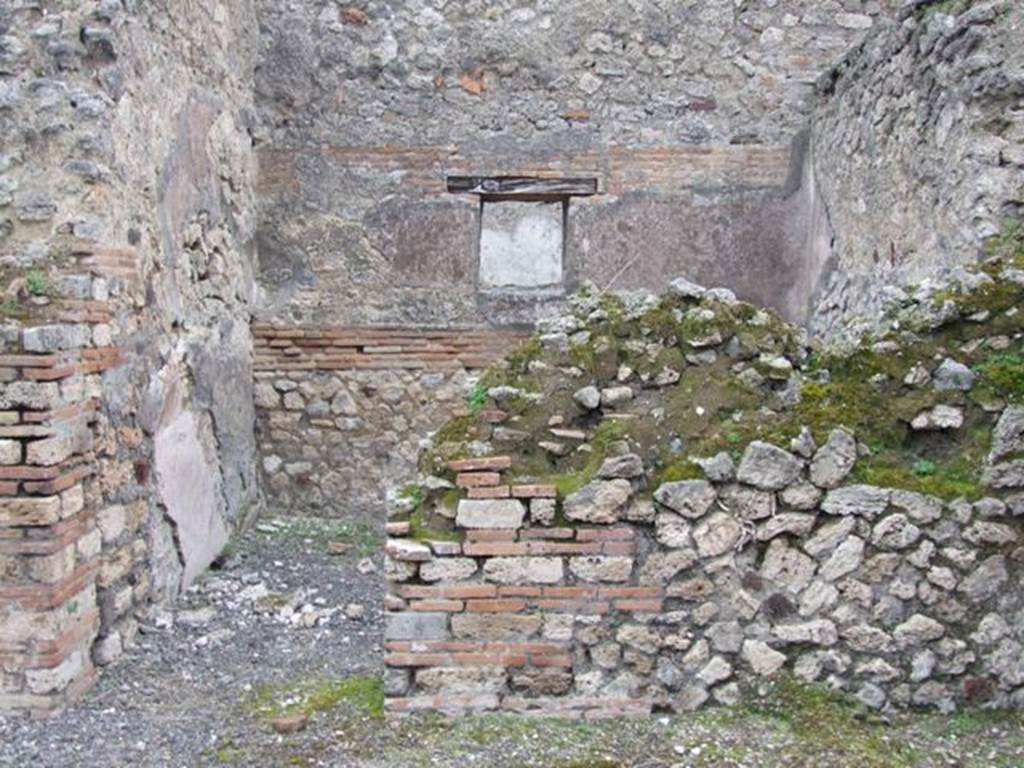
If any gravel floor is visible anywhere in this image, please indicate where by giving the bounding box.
[0,517,385,768]
[1,517,1023,768]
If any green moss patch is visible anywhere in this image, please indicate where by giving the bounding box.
[974,352,1024,404]
[743,676,921,768]
[409,505,462,543]
[416,235,1024,512]
[249,675,385,722]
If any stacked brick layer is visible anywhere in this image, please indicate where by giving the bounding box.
[253,325,529,372]
[259,145,794,198]
[0,343,122,715]
[3,0,260,716]
[384,457,657,718]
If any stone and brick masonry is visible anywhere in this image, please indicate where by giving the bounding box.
[0,310,125,715]
[2,0,1022,722]
[385,437,1024,718]
[253,325,528,515]
[381,257,1024,718]
[1,0,259,716]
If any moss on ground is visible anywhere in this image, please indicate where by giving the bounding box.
[739,677,922,768]
[211,742,249,765]
[249,675,385,722]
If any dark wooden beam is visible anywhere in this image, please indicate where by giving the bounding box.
[446,176,599,197]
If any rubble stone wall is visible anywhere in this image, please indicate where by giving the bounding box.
[385,434,1024,718]
[808,1,1024,336]
[253,325,527,516]
[0,0,259,714]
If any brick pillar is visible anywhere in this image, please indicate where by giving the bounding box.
[0,335,117,716]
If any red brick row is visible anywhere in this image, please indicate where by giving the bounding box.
[385,694,499,714]
[447,456,512,472]
[403,597,663,615]
[462,540,635,557]
[385,652,570,669]
[394,585,661,601]
[384,641,567,654]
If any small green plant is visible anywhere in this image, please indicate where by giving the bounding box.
[467,383,488,414]
[399,484,425,512]
[913,459,937,477]
[25,270,47,297]
[974,353,1024,403]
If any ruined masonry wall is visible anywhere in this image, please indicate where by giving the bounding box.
[253,0,900,330]
[255,0,898,149]
[809,1,1024,336]
[385,435,1024,717]
[253,325,528,516]
[0,1,258,714]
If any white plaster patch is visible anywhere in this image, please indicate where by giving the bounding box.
[154,382,228,590]
[479,200,564,290]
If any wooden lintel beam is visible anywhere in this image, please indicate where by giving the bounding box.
[446,176,599,197]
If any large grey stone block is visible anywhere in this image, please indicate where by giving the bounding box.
[386,612,449,641]
[455,499,526,529]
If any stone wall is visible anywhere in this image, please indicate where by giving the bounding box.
[385,435,1024,718]
[257,142,825,326]
[0,0,259,714]
[381,243,1024,717]
[102,0,260,602]
[255,0,897,148]
[253,0,898,328]
[253,325,527,515]
[808,0,1024,336]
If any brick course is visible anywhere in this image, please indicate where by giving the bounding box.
[385,456,674,716]
[252,325,528,372]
